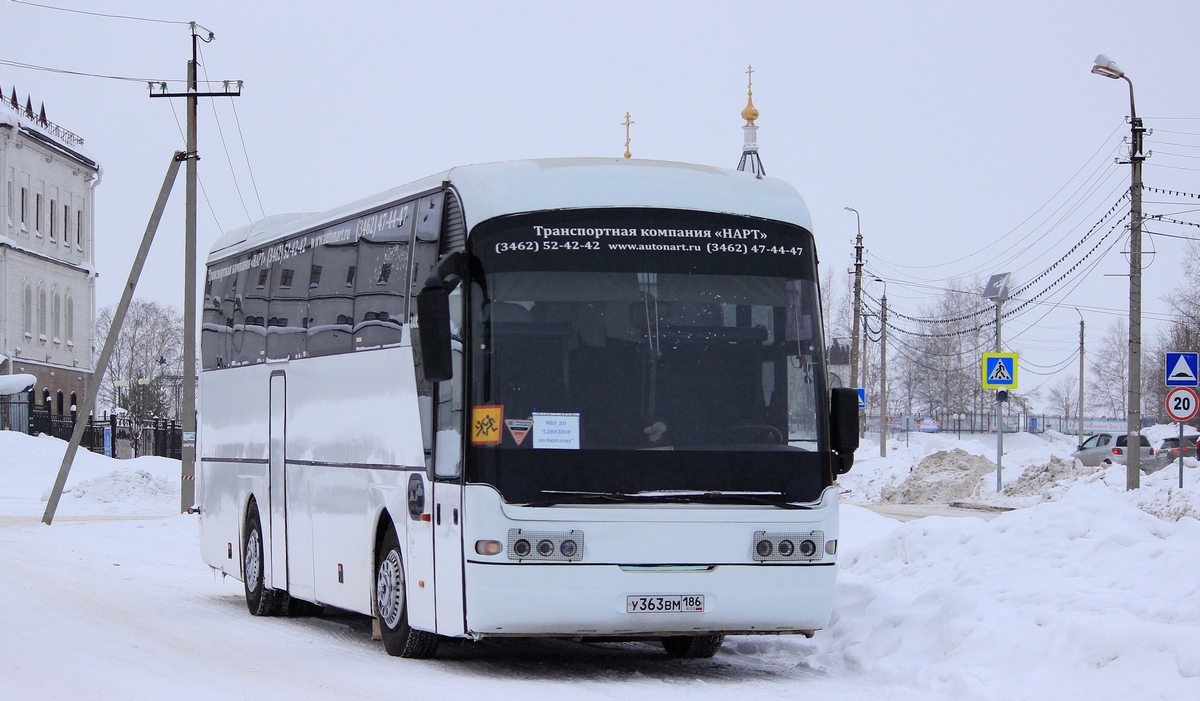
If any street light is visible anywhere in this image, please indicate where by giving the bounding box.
[1092,53,1145,490]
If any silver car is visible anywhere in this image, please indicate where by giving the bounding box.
[1073,431,1154,470]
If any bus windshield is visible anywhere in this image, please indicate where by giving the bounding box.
[465,208,831,505]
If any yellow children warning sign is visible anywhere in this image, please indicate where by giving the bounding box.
[471,405,504,445]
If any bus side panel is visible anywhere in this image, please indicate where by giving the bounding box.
[284,348,426,614]
[401,474,437,632]
[199,364,272,582]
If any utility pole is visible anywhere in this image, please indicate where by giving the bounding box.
[44,153,186,524]
[1091,54,1146,490]
[1077,310,1085,448]
[874,278,888,458]
[148,22,241,512]
[845,208,864,436]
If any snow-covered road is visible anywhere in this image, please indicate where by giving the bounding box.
[2,430,1198,701]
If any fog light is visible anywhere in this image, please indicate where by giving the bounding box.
[825,539,837,556]
[777,539,795,557]
[799,539,817,557]
[560,539,578,558]
[537,539,555,557]
[755,539,773,557]
[513,539,531,557]
[475,540,503,556]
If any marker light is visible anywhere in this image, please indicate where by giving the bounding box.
[777,540,795,557]
[475,540,503,556]
[536,539,555,557]
[512,539,532,557]
[799,539,817,557]
[755,539,774,558]
[560,539,578,558]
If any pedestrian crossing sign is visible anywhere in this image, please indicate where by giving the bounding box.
[982,353,1018,389]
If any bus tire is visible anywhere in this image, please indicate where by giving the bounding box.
[376,527,440,658]
[243,503,282,616]
[661,634,724,658]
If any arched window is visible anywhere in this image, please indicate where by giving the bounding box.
[70,392,77,414]
[53,292,61,342]
[23,284,32,336]
[66,297,74,342]
[42,388,50,408]
[56,390,64,415]
[38,288,47,339]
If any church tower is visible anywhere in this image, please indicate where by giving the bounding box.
[736,65,765,178]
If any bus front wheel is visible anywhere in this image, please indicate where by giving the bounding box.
[661,634,724,658]
[376,527,440,658]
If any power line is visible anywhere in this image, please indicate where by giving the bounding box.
[0,57,165,83]
[9,0,189,25]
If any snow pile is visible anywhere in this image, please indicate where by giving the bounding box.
[810,494,1200,700]
[60,469,175,505]
[0,430,180,518]
[881,448,994,504]
[1002,455,1100,502]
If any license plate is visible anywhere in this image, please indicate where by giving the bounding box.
[626,594,705,613]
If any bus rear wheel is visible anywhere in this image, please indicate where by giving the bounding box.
[376,527,439,658]
[243,503,282,616]
[661,634,725,658]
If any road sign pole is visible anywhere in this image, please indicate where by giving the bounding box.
[1180,421,1185,489]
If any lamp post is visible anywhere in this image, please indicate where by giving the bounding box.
[845,207,864,436]
[1092,53,1145,490]
[873,277,888,457]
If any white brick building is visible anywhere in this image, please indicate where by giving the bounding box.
[1,87,99,415]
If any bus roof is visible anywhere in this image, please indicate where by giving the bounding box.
[208,158,813,262]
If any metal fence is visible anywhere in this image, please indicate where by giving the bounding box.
[868,411,1145,438]
[1,391,181,459]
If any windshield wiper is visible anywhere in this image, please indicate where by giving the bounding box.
[518,490,812,509]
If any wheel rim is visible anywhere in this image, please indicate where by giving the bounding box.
[376,549,404,628]
[244,528,261,593]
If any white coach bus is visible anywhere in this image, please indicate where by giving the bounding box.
[198,158,859,659]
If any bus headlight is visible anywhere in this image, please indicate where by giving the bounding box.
[753,531,825,562]
[507,529,585,562]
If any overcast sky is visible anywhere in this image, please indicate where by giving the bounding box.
[4,0,1199,405]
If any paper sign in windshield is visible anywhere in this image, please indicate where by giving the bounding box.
[532,412,580,450]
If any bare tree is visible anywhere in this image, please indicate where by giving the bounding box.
[95,300,184,421]
[1047,374,1078,420]
[1087,320,1129,418]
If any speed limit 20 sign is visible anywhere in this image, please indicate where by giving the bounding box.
[1165,387,1199,422]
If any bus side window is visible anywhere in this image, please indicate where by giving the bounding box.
[268,241,311,361]
[307,242,356,357]
[354,208,413,351]
[203,270,234,369]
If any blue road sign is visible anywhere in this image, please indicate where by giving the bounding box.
[856,388,866,409]
[1165,352,1199,387]
[982,353,1018,389]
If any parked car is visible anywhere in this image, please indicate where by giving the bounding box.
[1072,431,1154,471]
[1155,436,1198,469]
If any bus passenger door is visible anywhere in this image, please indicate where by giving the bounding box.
[268,372,288,591]
[432,476,464,636]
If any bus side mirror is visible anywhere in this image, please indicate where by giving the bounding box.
[829,387,859,474]
[417,283,453,383]
[416,252,463,383]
